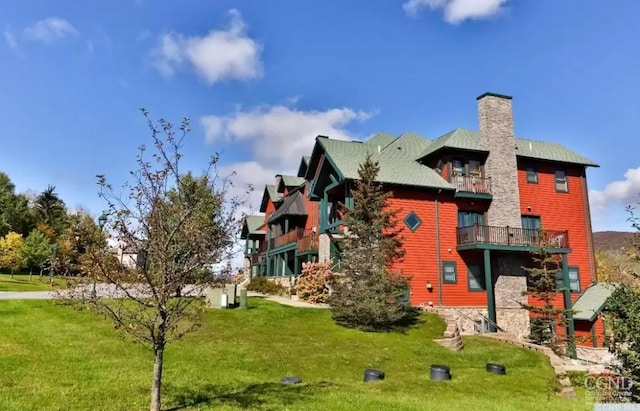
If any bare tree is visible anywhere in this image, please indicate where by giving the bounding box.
[67,110,247,411]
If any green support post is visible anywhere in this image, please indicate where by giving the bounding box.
[320,192,328,230]
[483,249,497,332]
[561,254,576,359]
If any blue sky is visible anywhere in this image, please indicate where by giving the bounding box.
[1,0,639,232]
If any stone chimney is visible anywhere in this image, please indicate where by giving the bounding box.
[477,92,522,228]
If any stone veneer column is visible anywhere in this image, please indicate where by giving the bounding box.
[477,93,528,338]
[318,233,331,263]
[477,92,522,228]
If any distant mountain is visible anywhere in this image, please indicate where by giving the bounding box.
[593,231,637,251]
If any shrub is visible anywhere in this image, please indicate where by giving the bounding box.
[296,261,332,304]
[247,276,287,296]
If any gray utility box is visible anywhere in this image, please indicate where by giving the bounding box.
[205,284,239,309]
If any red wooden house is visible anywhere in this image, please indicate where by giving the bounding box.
[245,93,604,348]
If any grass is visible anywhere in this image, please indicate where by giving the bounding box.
[0,298,594,410]
[0,273,65,291]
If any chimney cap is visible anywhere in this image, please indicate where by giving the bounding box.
[477,92,513,101]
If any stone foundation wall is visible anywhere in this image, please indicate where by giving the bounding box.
[436,307,488,335]
[575,346,615,365]
[436,306,530,339]
[496,308,530,339]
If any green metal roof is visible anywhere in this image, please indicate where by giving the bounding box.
[267,191,307,223]
[266,185,283,202]
[317,137,376,180]
[241,215,266,239]
[280,175,305,188]
[364,132,396,149]
[572,283,618,321]
[312,125,597,192]
[318,133,453,190]
[515,138,599,167]
[259,184,283,212]
[416,128,598,167]
[416,128,485,159]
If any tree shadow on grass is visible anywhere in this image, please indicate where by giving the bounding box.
[392,307,425,334]
[164,381,335,411]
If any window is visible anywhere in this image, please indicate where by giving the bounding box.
[458,211,486,228]
[452,159,465,176]
[569,267,580,293]
[521,215,541,230]
[404,211,422,231]
[522,215,541,245]
[468,265,485,291]
[468,160,481,177]
[443,261,457,284]
[555,170,568,192]
[554,267,581,293]
[526,166,538,183]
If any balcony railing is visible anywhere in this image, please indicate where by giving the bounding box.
[268,227,306,249]
[456,225,570,248]
[297,233,319,253]
[448,175,491,195]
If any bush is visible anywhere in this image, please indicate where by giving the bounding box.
[247,276,287,296]
[296,261,332,304]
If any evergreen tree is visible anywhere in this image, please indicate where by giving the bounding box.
[520,238,573,355]
[328,154,410,330]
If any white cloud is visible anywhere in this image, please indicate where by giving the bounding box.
[589,167,640,215]
[4,30,17,48]
[206,101,375,269]
[219,161,278,215]
[201,104,374,169]
[403,0,509,24]
[24,17,78,43]
[152,9,262,84]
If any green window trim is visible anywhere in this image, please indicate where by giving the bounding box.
[468,264,485,291]
[568,266,580,293]
[526,166,538,184]
[554,267,580,293]
[404,211,422,232]
[443,261,457,284]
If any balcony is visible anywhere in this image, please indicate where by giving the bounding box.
[297,233,319,253]
[448,175,492,199]
[456,225,570,250]
[268,228,306,249]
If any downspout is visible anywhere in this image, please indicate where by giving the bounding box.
[581,171,597,283]
[435,189,443,306]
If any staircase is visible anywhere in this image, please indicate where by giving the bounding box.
[433,312,463,351]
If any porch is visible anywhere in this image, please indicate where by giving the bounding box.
[456,225,570,251]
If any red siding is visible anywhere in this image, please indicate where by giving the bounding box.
[518,162,596,307]
[387,189,489,308]
[574,316,606,347]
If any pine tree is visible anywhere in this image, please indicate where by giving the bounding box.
[328,154,411,330]
[520,238,573,355]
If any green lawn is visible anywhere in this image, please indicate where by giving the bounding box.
[0,298,593,410]
[0,273,65,291]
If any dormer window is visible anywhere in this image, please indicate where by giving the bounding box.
[468,160,481,177]
[452,159,464,176]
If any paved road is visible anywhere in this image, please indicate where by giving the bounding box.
[0,291,55,300]
[0,287,328,310]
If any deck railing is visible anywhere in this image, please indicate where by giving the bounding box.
[297,233,319,253]
[448,175,492,194]
[268,228,307,249]
[456,225,569,248]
